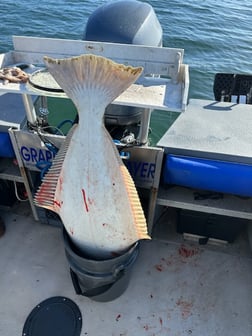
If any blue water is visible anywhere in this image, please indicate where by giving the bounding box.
[1,0,252,141]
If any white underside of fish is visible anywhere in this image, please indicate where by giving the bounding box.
[34,54,150,259]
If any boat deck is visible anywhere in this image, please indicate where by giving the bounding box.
[1,204,252,335]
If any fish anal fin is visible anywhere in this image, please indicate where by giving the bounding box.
[120,164,150,240]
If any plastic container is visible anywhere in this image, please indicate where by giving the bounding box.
[164,154,252,197]
[63,229,139,302]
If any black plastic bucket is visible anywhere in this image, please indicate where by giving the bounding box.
[63,229,139,302]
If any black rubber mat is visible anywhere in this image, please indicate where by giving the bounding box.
[22,296,82,336]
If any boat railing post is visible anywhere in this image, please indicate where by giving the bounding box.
[22,94,37,126]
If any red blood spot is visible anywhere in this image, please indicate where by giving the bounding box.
[54,200,61,208]
[70,227,74,235]
[81,189,89,212]
[155,264,163,272]
[178,245,199,258]
[176,298,193,319]
[159,317,163,326]
[116,314,121,321]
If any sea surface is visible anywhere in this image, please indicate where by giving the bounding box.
[1,0,252,142]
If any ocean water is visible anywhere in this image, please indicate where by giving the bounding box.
[1,0,252,141]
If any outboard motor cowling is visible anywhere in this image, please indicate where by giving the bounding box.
[83,0,162,46]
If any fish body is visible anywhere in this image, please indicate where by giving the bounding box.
[35,54,150,259]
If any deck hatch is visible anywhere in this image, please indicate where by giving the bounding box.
[22,296,82,336]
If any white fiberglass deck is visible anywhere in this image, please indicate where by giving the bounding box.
[0,205,252,336]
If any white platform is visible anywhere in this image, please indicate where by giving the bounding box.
[0,36,189,112]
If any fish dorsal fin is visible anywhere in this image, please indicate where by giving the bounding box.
[34,125,77,211]
[43,54,143,123]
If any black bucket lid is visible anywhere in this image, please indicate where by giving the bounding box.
[22,296,82,336]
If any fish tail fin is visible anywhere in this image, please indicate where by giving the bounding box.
[43,54,143,121]
[120,164,150,240]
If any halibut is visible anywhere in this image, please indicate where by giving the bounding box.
[34,54,150,258]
